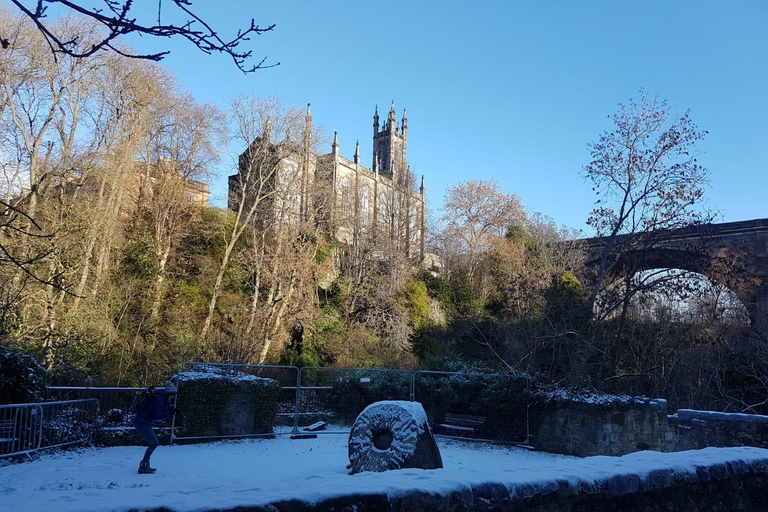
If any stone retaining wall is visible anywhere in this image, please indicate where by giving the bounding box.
[532,399,768,457]
[672,409,768,452]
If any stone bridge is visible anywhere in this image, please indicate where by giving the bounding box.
[583,218,768,325]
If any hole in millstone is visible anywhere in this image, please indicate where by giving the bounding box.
[371,428,393,451]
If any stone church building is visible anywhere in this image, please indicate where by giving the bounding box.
[228,102,427,262]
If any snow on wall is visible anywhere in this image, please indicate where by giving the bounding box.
[542,387,648,407]
[174,366,272,384]
[675,409,768,425]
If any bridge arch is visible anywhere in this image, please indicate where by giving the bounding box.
[595,250,752,323]
[584,218,768,326]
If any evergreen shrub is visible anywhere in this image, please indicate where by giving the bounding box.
[176,366,281,437]
[0,345,49,404]
[326,370,412,425]
[415,371,495,424]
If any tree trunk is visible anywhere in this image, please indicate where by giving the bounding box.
[150,242,171,320]
[201,241,235,338]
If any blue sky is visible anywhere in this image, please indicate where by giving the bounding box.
[22,1,768,234]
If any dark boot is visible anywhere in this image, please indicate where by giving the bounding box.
[138,460,156,474]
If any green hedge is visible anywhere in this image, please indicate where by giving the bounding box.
[325,371,412,425]
[176,368,281,437]
[415,372,548,442]
[0,345,49,404]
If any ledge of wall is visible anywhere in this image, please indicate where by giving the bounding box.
[146,454,768,511]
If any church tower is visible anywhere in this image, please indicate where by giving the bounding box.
[372,101,407,180]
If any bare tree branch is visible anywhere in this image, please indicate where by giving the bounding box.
[0,201,75,291]
[6,0,279,73]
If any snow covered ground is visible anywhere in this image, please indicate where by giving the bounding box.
[2,435,768,512]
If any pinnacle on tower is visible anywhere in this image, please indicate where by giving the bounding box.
[263,119,272,142]
[304,103,312,142]
[332,131,339,155]
[354,140,360,163]
[373,105,379,134]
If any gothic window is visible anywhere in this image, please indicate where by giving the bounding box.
[361,187,369,225]
[341,177,350,216]
[378,191,388,224]
[409,209,419,242]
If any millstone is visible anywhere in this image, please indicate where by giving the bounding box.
[347,400,443,475]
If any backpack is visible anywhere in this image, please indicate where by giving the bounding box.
[131,387,156,415]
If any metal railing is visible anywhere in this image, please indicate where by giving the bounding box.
[39,365,533,447]
[414,370,531,444]
[293,367,414,435]
[48,386,143,427]
[166,363,530,444]
[0,399,99,459]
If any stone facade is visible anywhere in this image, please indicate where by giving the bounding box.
[228,102,427,262]
[534,399,673,456]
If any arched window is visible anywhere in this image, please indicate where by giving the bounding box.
[378,192,388,224]
[361,187,369,225]
[341,177,350,216]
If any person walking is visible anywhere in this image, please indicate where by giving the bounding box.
[132,380,179,474]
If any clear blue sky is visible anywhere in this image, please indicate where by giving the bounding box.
[26,1,768,234]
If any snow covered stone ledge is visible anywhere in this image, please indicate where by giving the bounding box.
[222,448,768,512]
[4,437,768,512]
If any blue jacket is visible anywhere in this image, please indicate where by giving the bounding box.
[131,388,172,426]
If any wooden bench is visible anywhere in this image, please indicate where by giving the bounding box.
[438,413,486,437]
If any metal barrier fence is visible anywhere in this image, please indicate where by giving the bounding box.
[0,399,99,459]
[48,386,143,427]
[39,365,533,446]
[413,371,530,444]
[293,367,414,435]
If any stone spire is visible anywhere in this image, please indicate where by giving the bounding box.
[354,140,360,164]
[332,131,339,156]
[373,105,379,135]
[304,103,312,146]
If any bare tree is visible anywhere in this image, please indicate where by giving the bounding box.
[3,0,278,73]
[241,152,331,364]
[439,179,527,280]
[66,57,166,311]
[140,93,222,320]
[200,96,304,339]
[583,89,713,325]
[0,9,140,298]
